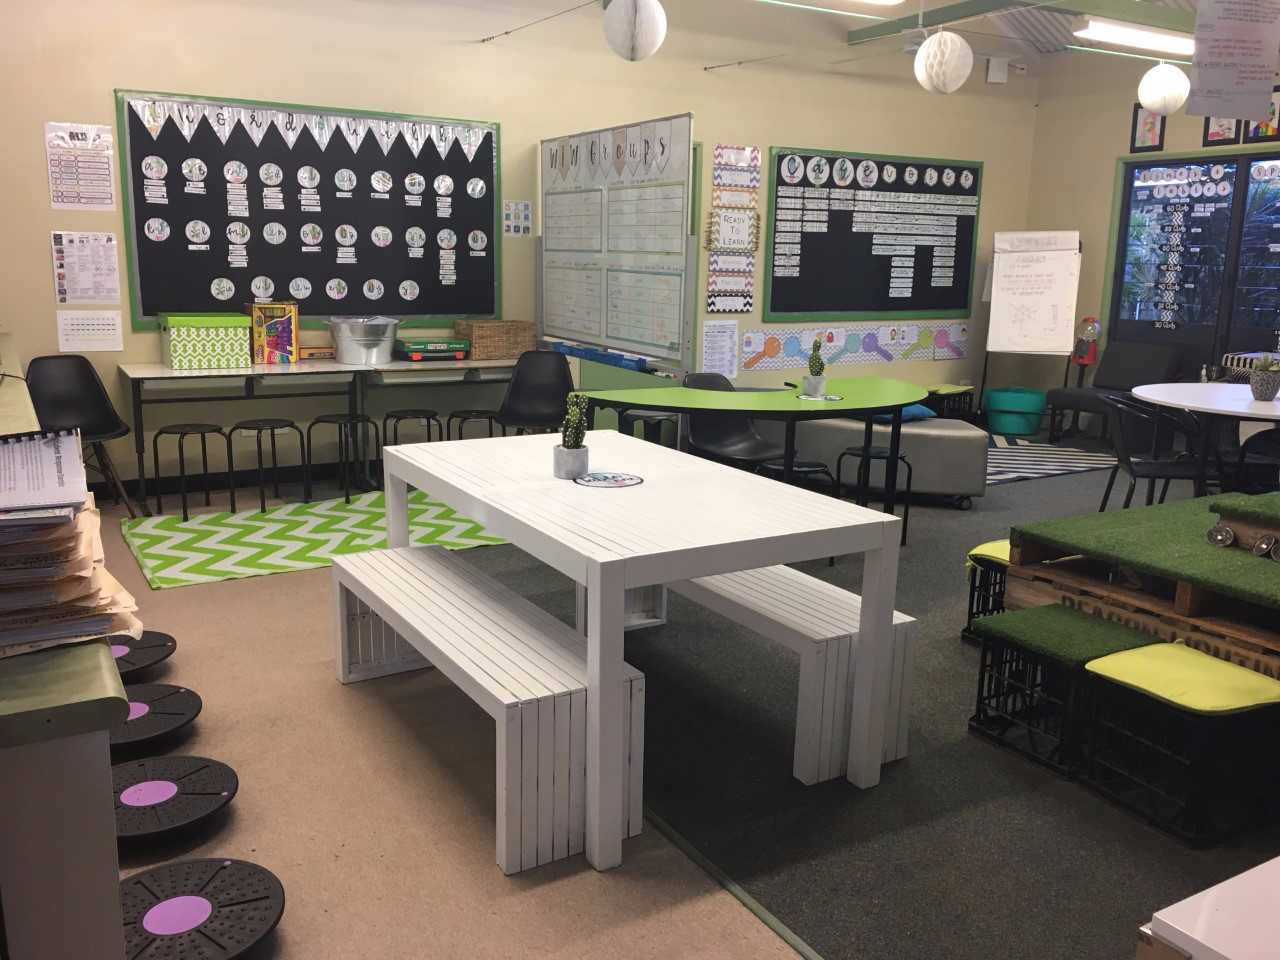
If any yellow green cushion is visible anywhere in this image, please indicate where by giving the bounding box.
[966,539,1011,568]
[1086,643,1280,714]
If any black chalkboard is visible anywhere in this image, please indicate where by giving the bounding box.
[764,147,981,322]
[118,92,498,329]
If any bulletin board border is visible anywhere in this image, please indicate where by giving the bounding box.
[114,88,502,332]
[761,145,983,324]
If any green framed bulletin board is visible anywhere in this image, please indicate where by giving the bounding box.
[763,146,982,323]
[116,90,501,331]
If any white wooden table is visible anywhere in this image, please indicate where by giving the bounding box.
[383,429,903,870]
[1147,854,1280,960]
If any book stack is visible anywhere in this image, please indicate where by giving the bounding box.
[0,431,140,659]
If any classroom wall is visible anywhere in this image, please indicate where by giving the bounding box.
[3,0,1044,478]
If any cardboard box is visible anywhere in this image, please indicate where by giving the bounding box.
[158,313,252,370]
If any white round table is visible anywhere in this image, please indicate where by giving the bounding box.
[1133,382,1280,495]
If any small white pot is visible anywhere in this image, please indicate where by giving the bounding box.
[554,445,589,479]
[803,375,827,397]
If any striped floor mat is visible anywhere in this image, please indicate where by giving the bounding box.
[121,491,503,589]
[987,436,1117,485]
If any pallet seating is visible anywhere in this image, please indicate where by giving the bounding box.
[670,565,914,785]
[332,547,644,874]
[963,538,1009,643]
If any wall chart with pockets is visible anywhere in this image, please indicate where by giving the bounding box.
[117,91,499,330]
[741,321,968,371]
[764,146,981,323]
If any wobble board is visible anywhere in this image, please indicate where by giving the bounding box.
[764,146,981,322]
[117,90,500,331]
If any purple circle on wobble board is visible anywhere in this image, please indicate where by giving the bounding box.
[142,895,214,936]
[110,643,130,659]
[120,779,179,808]
[127,701,151,721]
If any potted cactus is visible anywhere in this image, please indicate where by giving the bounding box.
[1250,355,1280,401]
[803,337,827,397]
[554,393,590,478]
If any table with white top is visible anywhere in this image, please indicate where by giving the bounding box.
[1146,854,1280,960]
[382,429,903,870]
[1132,382,1280,495]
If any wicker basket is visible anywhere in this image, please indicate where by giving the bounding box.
[454,320,535,360]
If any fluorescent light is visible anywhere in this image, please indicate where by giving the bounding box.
[1063,44,1192,66]
[1072,17,1194,57]
[754,0,893,19]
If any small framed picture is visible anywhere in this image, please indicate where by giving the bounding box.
[1202,116,1242,147]
[1131,104,1166,153]
[1243,86,1280,144]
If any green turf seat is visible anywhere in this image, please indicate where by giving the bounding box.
[968,604,1156,664]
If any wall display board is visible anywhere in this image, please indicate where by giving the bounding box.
[986,231,1081,356]
[539,114,694,364]
[740,320,968,371]
[764,147,981,322]
[117,91,499,330]
[1230,158,1280,333]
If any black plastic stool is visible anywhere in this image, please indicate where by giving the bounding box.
[384,408,444,444]
[836,445,912,545]
[757,458,836,488]
[447,408,498,440]
[152,424,235,520]
[307,413,380,503]
[619,410,678,445]
[232,418,308,512]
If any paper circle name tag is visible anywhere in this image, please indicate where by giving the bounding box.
[573,472,643,488]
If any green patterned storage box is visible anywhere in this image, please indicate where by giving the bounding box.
[159,313,252,370]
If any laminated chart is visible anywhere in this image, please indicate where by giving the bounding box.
[540,115,694,363]
[740,321,968,370]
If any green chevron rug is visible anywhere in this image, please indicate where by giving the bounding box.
[121,491,504,589]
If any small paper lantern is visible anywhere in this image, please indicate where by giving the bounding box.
[913,31,974,95]
[603,0,668,62]
[1138,63,1190,116]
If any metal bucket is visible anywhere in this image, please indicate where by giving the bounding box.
[327,316,400,366]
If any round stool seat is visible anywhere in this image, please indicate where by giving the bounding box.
[841,445,909,461]
[110,683,202,750]
[232,417,295,431]
[313,412,373,425]
[109,630,177,679]
[155,423,223,435]
[759,458,833,475]
[387,408,440,419]
[113,756,239,839]
[120,859,285,959]
[451,408,497,419]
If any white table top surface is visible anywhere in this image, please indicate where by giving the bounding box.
[386,430,894,569]
[1150,855,1280,960]
[1133,382,1280,420]
[119,358,515,380]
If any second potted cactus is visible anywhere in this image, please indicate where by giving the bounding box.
[803,337,827,397]
[554,393,590,478]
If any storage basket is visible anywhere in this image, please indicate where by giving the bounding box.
[454,320,535,360]
[159,313,252,370]
[985,387,1047,437]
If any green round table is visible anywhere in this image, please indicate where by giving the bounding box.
[581,377,927,514]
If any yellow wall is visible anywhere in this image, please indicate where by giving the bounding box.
[5,0,1048,477]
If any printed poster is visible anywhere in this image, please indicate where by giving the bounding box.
[1187,0,1280,120]
[45,122,115,211]
[51,231,120,304]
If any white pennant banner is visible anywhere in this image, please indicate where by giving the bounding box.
[276,111,310,149]
[204,104,235,144]
[339,116,368,154]
[241,107,271,146]
[168,101,202,142]
[402,121,428,158]
[370,118,400,155]
[433,124,457,160]
[305,113,335,151]
[130,99,167,139]
[459,127,489,162]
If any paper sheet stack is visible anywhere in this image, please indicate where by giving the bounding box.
[0,493,141,659]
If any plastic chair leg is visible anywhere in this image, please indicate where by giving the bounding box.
[1099,465,1118,512]
[1122,476,1137,509]
[1159,478,1172,504]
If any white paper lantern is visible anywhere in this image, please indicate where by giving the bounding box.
[1138,63,1190,116]
[603,0,668,62]
[913,31,974,95]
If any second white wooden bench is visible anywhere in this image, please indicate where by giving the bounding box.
[332,546,644,875]
[670,565,914,785]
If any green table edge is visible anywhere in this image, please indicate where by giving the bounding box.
[580,377,928,418]
[0,641,128,749]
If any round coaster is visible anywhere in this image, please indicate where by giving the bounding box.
[109,631,177,679]
[121,859,285,959]
[113,756,238,839]
[573,472,643,488]
[110,684,202,749]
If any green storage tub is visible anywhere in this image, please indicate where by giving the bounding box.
[159,313,252,370]
[985,387,1047,437]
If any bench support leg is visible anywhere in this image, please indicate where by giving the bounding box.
[333,579,431,683]
[585,562,626,871]
[847,525,901,787]
[385,474,410,549]
[496,706,523,875]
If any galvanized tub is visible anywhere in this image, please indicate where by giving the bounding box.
[327,316,401,366]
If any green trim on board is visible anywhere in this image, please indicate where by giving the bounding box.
[113,88,502,333]
[582,377,927,414]
[644,808,826,960]
[762,145,982,324]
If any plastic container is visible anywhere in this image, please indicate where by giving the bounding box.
[159,313,252,370]
[327,316,400,366]
[985,387,1047,437]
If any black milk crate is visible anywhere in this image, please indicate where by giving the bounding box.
[962,557,1007,645]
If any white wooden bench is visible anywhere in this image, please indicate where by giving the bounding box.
[332,546,644,875]
[670,565,914,785]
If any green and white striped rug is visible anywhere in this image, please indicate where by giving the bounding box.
[121,491,503,589]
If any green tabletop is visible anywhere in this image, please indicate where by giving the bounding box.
[581,377,927,417]
[0,642,127,749]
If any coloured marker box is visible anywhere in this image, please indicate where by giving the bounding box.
[250,302,299,365]
[394,337,470,361]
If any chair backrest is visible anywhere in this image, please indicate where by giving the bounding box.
[25,355,128,440]
[496,350,575,427]
[1093,341,1183,391]
[681,372,763,453]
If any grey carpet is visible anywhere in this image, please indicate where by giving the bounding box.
[465,467,1280,960]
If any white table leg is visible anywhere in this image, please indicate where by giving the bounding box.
[385,472,410,549]
[585,561,625,870]
[846,519,901,787]
[0,730,125,959]
[575,583,587,636]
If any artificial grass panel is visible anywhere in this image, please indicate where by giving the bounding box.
[1012,496,1280,610]
[969,604,1156,665]
[1209,491,1280,528]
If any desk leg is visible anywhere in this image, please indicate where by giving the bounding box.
[575,583,587,635]
[131,379,152,516]
[0,730,125,959]
[847,523,900,787]
[385,474,410,549]
[783,420,796,483]
[585,561,625,870]
[883,408,902,516]
[1196,414,1217,497]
